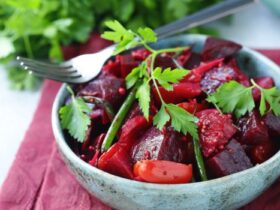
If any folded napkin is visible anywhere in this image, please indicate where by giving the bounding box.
[0,34,280,210]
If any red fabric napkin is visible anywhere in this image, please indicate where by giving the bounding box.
[0,34,280,210]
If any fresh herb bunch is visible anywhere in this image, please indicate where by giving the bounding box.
[0,0,222,90]
[207,79,280,118]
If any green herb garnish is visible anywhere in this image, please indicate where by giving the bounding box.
[207,79,280,118]
[59,86,91,142]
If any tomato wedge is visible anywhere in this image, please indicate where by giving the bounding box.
[133,160,192,184]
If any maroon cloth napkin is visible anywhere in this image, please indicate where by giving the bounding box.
[0,34,280,209]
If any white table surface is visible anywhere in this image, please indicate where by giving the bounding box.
[1,3,280,187]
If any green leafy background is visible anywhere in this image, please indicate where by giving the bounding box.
[0,0,222,90]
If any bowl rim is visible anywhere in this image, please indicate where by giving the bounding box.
[52,34,280,190]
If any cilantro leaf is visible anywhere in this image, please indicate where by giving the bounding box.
[59,86,91,142]
[207,81,255,118]
[153,67,189,91]
[153,105,170,130]
[101,20,139,54]
[125,66,141,89]
[166,104,199,138]
[137,27,157,43]
[259,87,280,116]
[135,80,150,120]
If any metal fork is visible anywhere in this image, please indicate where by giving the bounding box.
[17,0,255,84]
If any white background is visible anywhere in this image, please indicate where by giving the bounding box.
[1,3,280,186]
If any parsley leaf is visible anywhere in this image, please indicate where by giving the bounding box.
[259,87,280,116]
[166,104,199,138]
[59,86,91,142]
[153,105,170,130]
[135,80,150,120]
[153,67,189,91]
[137,27,157,43]
[207,81,255,118]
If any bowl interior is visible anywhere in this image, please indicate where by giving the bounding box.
[52,34,280,188]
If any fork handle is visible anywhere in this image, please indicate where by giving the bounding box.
[154,0,255,39]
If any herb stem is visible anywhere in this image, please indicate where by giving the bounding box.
[150,53,166,105]
[101,81,140,152]
[193,137,208,181]
[23,35,34,59]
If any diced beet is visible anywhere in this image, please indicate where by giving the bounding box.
[178,99,208,114]
[236,110,269,145]
[131,127,194,164]
[102,56,122,77]
[252,77,274,101]
[176,48,191,67]
[119,54,140,78]
[183,52,201,69]
[206,139,253,178]
[131,49,151,61]
[152,82,201,104]
[98,143,134,179]
[202,37,242,61]
[196,109,237,158]
[201,65,238,94]
[183,58,224,83]
[78,73,125,109]
[248,140,277,164]
[265,112,280,137]
[118,116,151,150]
[154,55,177,69]
[226,59,250,86]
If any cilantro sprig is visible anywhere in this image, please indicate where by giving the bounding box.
[103,20,196,136]
[207,79,280,118]
[59,86,91,142]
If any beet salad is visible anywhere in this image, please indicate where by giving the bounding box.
[59,21,280,184]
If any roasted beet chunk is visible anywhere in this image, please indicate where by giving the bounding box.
[131,127,194,164]
[252,77,274,101]
[119,54,140,78]
[236,110,269,145]
[202,37,242,61]
[201,64,238,94]
[265,112,280,137]
[78,73,125,109]
[206,139,253,178]
[152,82,201,104]
[248,140,277,164]
[154,54,177,69]
[196,109,237,158]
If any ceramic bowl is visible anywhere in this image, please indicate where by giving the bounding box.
[52,34,280,210]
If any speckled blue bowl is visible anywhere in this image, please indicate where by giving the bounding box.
[52,34,280,210]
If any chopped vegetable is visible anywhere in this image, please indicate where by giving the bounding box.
[133,160,193,184]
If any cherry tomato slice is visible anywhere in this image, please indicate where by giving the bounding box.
[133,160,192,184]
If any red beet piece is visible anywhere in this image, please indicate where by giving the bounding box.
[206,139,253,178]
[178,99,208,114]
[119,54,140,78]
[252,77,274,101]
[183,58,223,83]
[154,55,177,69]
[265,112,280,137]
[196,109,237,158]
[152,82,201,104]
[236,110,269,145]
[248,140,277,164]
[78,73,125,109]
[176,48,191,67]
[131,126,194,164]
[102,55,122,77]
[118,116,151,150]
[183,52,201,69]
[98,143,134,179]
[202,37,242,61]
[131,49,151,61]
